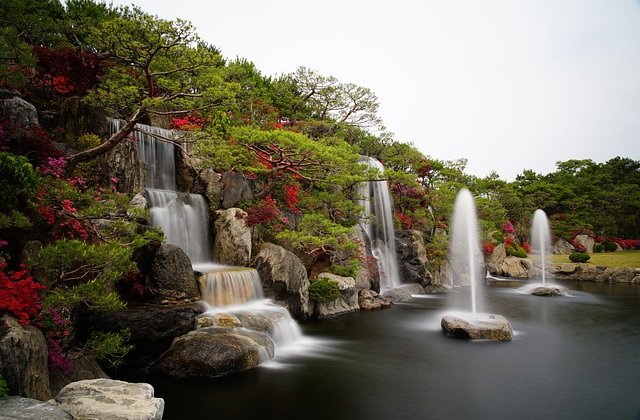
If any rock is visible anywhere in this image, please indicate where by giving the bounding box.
[596,267,636,283]
[352,225,380,291]
[148,244,199,301]
[632,276,640,284]
[195,313,242,329]
[553,238,575,255]
[486,243,506,271]
[358,289,392,310]
[55,379,164,420]
[220,170,253,209]
[19,240,42,266]
[151,327,274,378]
[574,234,595,254]
[555,263,577,274]
[424,284,449,294]
[0,90,39,128]
[49,356,109,397]
[83,303,204,368]
[196,168,222,210]
[213,208,252,266]
[127,193,148,220]
[313,273,359,318]
[431,261,453,288]
[497,256,530,278]
[0,396,72,419]
[441,314,513,341]
[101,138,146,194]
[382,283,425,303]
[0,315,52,400]
[395,229,432,286]
[254,243,311,320]
[528,285,569,296]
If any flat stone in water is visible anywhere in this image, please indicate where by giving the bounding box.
[529,285,569,297]
[441,313,513,341]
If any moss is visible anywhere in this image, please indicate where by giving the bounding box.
[309,278,340,303]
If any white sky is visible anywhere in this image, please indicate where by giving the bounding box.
[107,0,640,180]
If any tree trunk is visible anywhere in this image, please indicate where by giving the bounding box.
[64,108,144,176]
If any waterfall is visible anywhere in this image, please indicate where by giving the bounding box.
[357,156,401,289]
[108,118,303,354]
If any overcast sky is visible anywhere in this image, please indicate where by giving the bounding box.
[107,0,640,180]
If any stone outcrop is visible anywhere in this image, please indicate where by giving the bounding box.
[0,90,39,128]
[152,327,273,378]
[395,229,432,286]
[49,356,109,397]
[527,285,569,296]
[312,273,359,318]
[573,234,595,254]
[497,256,530,278]
[55,379,164,420]
[175,154,223,210]
[553,238,575,255]
[127,193,148,221]
[148,244,199,301]
[358,289,392,310]
[0,315,52,401]
[0,396,72,419]
[441,314,513,341]
[552,264,640,283]
[83,303,204,368]
[101,138,145,194]
[485,243,506,274]
[431,261,453,288]
[351,225,380,291]
[220,170,253,209]
[213,208,252,266]
[254,242,311,320]
[381,283,425,303]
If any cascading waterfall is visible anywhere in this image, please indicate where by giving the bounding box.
[108,118,303,354]
[357,156,401,289]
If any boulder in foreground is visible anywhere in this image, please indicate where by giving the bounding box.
[441,313,513,341]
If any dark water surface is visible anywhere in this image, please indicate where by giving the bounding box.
[141,282,640,420]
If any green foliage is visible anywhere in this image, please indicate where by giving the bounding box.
[84,330,134,367]
[506,245,527,258]
[30,239,135,313]
[593,243,605,253]
[0,152,38,213]
[602,240,618,252]
[569,252,591,263]
[0,373,9,397]
[308,279,341,303]
[68,133,101,151]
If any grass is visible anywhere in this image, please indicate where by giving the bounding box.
[551,250,640,268]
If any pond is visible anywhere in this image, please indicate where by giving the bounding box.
[140,281,640,420]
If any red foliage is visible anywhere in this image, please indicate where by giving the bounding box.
[504,236,515,248]
[283,183,300,213]
[395,211,414,230]
[3,124,63,166]
[246,195,280,227]
[170,114,207,131]
[31,47,103,97]
[0,262,45,325]
[484,242,495,255]
[521,242,532,254]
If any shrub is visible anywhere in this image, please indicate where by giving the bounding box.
[602,240,617,252]
[569,252,591,263]
[0,152,38,212]
[0,262,45,325]
[68,133,101,151]
[309,278,340,303]
[593,243,605,253]
[506,245,527,258]
[0,374,9,397]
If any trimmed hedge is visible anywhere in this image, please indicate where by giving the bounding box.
[569,252,591,263]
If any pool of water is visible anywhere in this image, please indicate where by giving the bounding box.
[140,282,640,420]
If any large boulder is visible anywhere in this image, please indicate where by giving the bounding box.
[0,396,72,419]
[151,327,273,378]
[382,283,425,303]
[213,208,252,266]
[357,289,392,310]
[83,303,204,369]
[395,229,432,286]
[55,379,164,420]
[254,243,311,320]
[441,313,513,341]
[220,170,253,209]
[485,243,506,273]
[553,238,575,255]
[574,234,595,254]
[0,315,51,400]
[49,356,109,397]
[0,90,38,128]
[351,225,380,291]
[101,138,146,194]
[431,261,453,288]
[312,273,359,318]
[596,267,636,283]
[497,256,530,278]
[148,244,199,301]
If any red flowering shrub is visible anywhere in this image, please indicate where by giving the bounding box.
[502,221,515,234]
[170,114,207,131]
[483,242,495,255]
[31,47,103,98]
[283,183,300,213]
[521,242,532,254]
[246,195,280,227]
[0,262,45,325]
[395,211,414,230]
[504,236,515,248]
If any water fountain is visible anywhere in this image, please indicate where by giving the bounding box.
[357,156,401,290]
[440,188,513,341]
[522,209,568,296]
[108,119,303,356]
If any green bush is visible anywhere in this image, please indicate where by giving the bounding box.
[569,252,591,263]
[506,245,527,258]
[0,373,9,397]
[602,240,617,252]
[309,278,340,303]
[0,152,38,212]
[593,243,605,253]
[68,133,101,151]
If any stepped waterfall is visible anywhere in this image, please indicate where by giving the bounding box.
[358,156,401,289]
[108,119,302,356]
